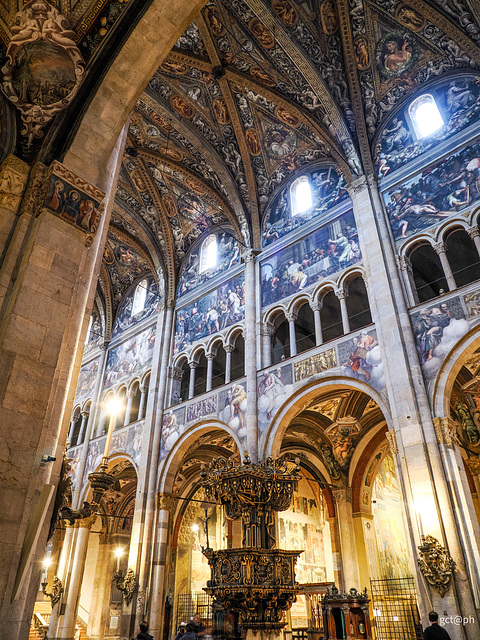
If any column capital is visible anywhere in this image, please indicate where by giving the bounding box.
[241,249,260,264]
[332,488,352,504]
[224,344,235,353]
[285,311,298,323]
[468,225,480,240]
[434,241,447,255]
[80,409,90,418]
[309,300,323,312]
[433,416,457,447]
[155,491,178,515]
[188,361,198,370]
[206,353,215,361]
[260,322,275,336]
[166,298,176,311]
[66,513,97,530]
[126,388,135,399]
[168,366,184,380]
[385,429,398,455]
[0,154,30,213]
[335,289,347,300]
[397,254,413,276]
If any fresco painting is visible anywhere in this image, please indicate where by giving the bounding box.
[186,396,218,422]
[177,233,241,298]
[376,76,480,178]
[161,407,186,457]
[384,138,480,242]
[67,445,82,490]
[411,296,467,380]
[104,325,156,388]
[218,383,248,438]
[174,273,245,354]
[293,349,337,383]
[338,329,385,392]
[84,311,103,355]
[113,277,160,336]
[258,363,293,432]
[262,165,349,247]
[44,173,102,233]
[372,454,411,579]
[74,358,99,403]
[261,211,361,307]
[125,421,144,467]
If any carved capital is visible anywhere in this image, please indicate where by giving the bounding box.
[168,366,184,381]
[398,255,413,276]
[332,488,352,504]
[0,155,30,213]
[189,361,198,370]
[206,353,215,361]
[434,242,447,255]
[335,289,347,301]
[310,300,323,312]
[433,417,457,447]
[347,175,369,196]
[385,429,398,455]
[241,249,258,264]
[66,512,97,530]
[166,298,176,311]
[224,344,235,353]
[467,226,480,240]
[260,322,275,337]
[285,311,298,323]
[155,492,178,515]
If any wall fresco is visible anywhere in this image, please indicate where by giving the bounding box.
[186,395,218,422]
[84,310,103,356]
[338,329,385,392]
[104,325,156,389]
[174,273,245,354]
[262,165,349,247]
[177,233,241,298]
[74,357,99,404]
[67,445,82,490]
[112,276,160,337]
[375,76,480,179]
[411,296,468,380]
[383,138,480,242]
[261,211,361,306]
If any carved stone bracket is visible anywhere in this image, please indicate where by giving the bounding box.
[113,568,138,605]
[41,576,63,606]
[332,488,353,504]
[0,155,30,212]
[433,417,457,447]
[385,429,399,455]
[418,535,455,597]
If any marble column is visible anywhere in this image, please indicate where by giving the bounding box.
[188,362,197,399]
[434,242,456,291]
[332,489,360,591]
[468,226,480,259]
[78,411,89,445]
[67,416,77,445]
[52,515,97,640]
[397,254,418,307]
[310,300,323,345]
[225,345,234,384]
[243,250,259,463]
[261,323,275,368]
[206,353,214,392]
[124,388,135,425]
[138,383,148,420]
[286,311,297,357]
[336,289,350,334]
[46,526,75,637]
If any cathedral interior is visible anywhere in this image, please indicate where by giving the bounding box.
[3,0,480,639]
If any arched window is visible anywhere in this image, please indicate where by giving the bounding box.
[295,303,316,354]
[291,175,312,216]
[409,243,447,302]
[200,235,217,273]
[132,279,148,316]
[346,277,372,331]
[409,94,444,139]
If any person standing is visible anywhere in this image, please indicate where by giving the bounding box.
[131,621,153,640]
[423,612,451,639]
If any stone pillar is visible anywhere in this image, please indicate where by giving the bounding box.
[149,493,178,637]
[260,323,274,368]
[286,311,297,357]
[52,515,97,640]
[310,301,323,345]
[397,254,418,307]
[138,384,148,419]
[188,361,197,399]
[468,226,480,258]
[46,526,75,637]
[434,242,456,291]
[336,289,350,334]
[67,416,77,445]
[78,410,89,445]
[332,489,360,591]
[225,345,234,384]
[124,388,134,425]
[243,250,259,462]
[206,353,214,392]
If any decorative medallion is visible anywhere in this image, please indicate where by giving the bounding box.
[417,535,456,598]
[375,31,419,79]
[395,5,426,32]
[1,0,85,144]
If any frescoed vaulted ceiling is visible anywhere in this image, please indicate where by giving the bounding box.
[2,0,480,311]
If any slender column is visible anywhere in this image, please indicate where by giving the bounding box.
[77,411,89,444]
[243,250,259,463]
[336,290,350,334]
[206,353,214,392]
[285,311,297,357]
[397,254,418,307]
[67,417,76,444]
[261,323,274,368]
[53,515,97,640]
[332,489,360,591]
[124,388,134,425]
[434,242,457,291]
[310,301,323,345]
[46,526,75,637]
[138,384,147,419]
[188,362,197,399]
[225,345,234,384]
[468,226,480,258]
[149,493,177,636]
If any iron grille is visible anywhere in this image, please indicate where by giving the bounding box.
[370,577,423,640]
[174,592,213,631]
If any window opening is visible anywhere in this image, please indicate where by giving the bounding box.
[132,279,148,316]
[409,95,444,139]
[200,235,217,273]
[291,176,312,216]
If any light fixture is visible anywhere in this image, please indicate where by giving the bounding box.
[106,396,123,416]
[191,523,199,532]
[42,557,53,570]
